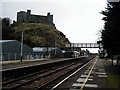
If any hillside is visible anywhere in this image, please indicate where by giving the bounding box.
[9,23,70,47]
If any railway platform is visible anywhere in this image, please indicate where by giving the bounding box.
[1,58,78,71]
[49,56,113,90]
[70,57,111,89]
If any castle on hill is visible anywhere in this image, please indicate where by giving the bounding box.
[17,10,55,27]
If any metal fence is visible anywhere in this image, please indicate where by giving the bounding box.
[0,53,49,61]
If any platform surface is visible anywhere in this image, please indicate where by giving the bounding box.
[1,58,75,71]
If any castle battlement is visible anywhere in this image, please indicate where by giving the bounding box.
[17,10,54,26]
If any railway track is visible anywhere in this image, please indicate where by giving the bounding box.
[2,56,95,90]
[2,57,85,82]
[37,56,95,90]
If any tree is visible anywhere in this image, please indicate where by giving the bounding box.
[2,18,12,40]
[101,2,120,56]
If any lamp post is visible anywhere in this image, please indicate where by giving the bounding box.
[54,39,57,58]
[20,31,23,62]
[54,38,60,57]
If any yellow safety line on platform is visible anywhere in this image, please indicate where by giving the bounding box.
[80,58,98,90]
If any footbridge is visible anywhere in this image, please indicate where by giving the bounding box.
[66,43,102,48]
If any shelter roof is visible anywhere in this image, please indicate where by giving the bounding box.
[0,40,16,43]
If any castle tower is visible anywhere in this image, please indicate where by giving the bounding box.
[17,11,27,23]
[27,10,31,15]
[26,10,31,23]
[47,12,53,23]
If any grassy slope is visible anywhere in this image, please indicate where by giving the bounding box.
[11,23,69,47]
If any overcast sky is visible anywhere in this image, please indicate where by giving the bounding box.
[1,0,107,52]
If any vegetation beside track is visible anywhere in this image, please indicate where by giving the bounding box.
[104,59,120,90]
